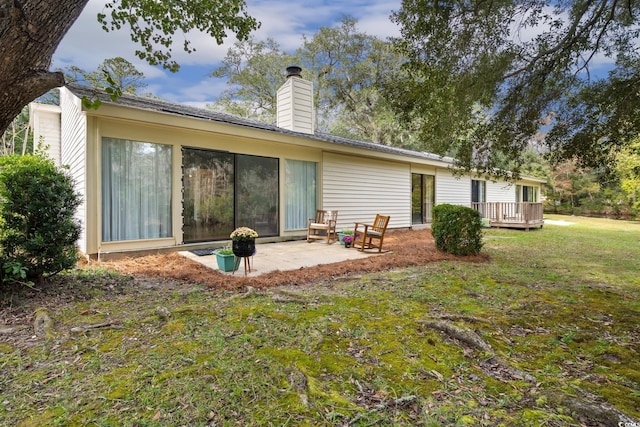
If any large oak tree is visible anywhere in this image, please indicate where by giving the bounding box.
[0,0,258,134]
[390,0,640,179]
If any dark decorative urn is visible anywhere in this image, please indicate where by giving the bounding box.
[232,239,255,257]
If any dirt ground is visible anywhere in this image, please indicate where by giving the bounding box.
[100,229,488,291]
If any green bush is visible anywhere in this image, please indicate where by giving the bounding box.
[432,204,484,255]
[0,154,82,283]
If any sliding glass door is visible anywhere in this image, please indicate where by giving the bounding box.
[412,173,435,224]
[182,148,279,243]
[182,148,234,242]
[472,179,486,216]
[236,154,279,236]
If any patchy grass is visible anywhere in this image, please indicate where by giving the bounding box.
[0,215,638,426]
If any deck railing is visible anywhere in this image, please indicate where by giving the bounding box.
[471,202,544,229]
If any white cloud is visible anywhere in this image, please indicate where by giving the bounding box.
[355,1,401,39]
[53,0,402,103]
[246,0,401,45]
[159,76,229,104]
[53,0,233,70]
[53,0,137,71]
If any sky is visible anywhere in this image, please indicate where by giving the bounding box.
[52,0,402,107]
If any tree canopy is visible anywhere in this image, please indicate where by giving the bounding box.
[77,57,147,95]
[390,0,640,179]
[211,17,421,148]
[615,136,640,214]
[0,0,259,135]
[211,37,297,122]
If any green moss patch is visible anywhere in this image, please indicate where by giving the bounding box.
[0,215,638,425]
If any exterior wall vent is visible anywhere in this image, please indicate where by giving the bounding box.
[277,66,315,135]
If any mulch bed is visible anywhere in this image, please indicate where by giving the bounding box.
[99,229,489,291]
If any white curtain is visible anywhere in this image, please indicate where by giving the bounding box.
[285,160,316,230]
[102,138,172,241]
[424,175,435,222]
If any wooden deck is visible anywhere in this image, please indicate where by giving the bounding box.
[472,202,544,230]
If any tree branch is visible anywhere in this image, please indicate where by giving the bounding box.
[504,0,610,79]
[574,0,619,77]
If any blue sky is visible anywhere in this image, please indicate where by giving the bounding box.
[52,1,617,109]
[53,0,402,107]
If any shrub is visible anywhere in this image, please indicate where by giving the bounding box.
[432,204,483,255]
[0,154,81,283]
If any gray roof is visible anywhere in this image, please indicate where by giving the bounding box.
[65,83,454,165]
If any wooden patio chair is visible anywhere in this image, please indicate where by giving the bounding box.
[306,210,338,244]
[353,214,390,253]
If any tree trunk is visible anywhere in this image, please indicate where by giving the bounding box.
[0,0,89,134]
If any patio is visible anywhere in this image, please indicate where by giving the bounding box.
[98,229,486,291]
[180,240,384,277]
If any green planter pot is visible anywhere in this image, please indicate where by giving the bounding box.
[215,252,238,272]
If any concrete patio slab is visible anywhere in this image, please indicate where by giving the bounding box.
[180,240,384,277]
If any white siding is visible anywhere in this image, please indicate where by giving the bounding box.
[29,104,61,165]
[276,77,314,134]
[276,83,292,129]
[435,169,471,206]
[486,180,516,203]
[60,88,88,253]
[322,152,411,230]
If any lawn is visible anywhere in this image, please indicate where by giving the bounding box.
[1,214,638,426]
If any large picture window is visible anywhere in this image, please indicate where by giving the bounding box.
[285,160,317,230]
[102,138,172,242]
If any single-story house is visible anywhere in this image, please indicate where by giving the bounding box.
[29,67,544,259]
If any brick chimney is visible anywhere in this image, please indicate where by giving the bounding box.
[276,66,315,134]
